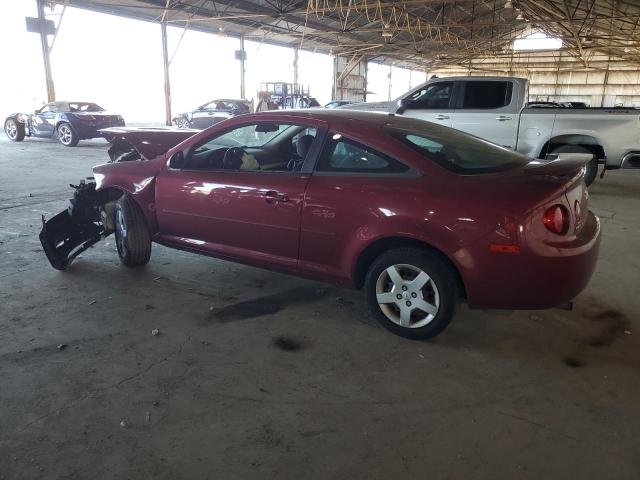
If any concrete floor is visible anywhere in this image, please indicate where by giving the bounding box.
[1,135,639,480]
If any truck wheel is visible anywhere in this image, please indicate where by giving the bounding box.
[115,196,151,267]
[550,145,598,186]
[364,248,458,340]
[57,122,79,147]
[4,118,25,141]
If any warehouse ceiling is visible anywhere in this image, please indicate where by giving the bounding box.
[52,0,640,70]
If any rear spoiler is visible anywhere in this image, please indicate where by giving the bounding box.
[523,153,593,177]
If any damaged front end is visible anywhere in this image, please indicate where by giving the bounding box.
[40,180,118,270]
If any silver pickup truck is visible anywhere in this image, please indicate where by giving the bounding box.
[345,76,640,185]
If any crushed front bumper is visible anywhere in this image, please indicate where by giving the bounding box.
[39,181,106,270]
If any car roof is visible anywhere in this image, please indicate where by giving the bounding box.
[245,109,455,140]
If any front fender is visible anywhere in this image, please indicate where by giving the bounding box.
[93,160,163,235]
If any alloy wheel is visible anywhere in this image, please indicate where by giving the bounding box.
[5,120,17,140]
[58,125,73,145]
[177,119,190,129]
[115,209,128,257]
[375,264,440,328]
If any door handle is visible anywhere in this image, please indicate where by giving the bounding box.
[434,114,450,120]
[496,116,512,121]
[264,190,289,204]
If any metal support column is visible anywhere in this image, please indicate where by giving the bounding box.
[239,35,246,99]
[36,0,55,101]
[387,65,392,101]
[293,48,299,87]
[332,56,338,100]
[161,22,172,126]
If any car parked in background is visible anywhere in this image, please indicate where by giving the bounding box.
[40,110,600,340]
[4,101,125,147]
[172,99,250,129]
[325,100,356,109]
[344,76,640,185]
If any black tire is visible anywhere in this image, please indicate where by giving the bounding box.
[57,122,79,147]
[364,247,458,340]
[550,145,598,186]
[175,117,191,129]
[114,195,151,267]
[4,118,25,141]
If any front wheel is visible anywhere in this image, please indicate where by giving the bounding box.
[365,248,458,340]
[4,118,25,141]
[115,196,152,267]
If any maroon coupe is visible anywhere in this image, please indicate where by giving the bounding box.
[40,110,600,339]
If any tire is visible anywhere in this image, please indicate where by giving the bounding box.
[364,247,458,340]
[4,118,25,141]
[176,118,191,129]
[114,195,151,267]
[550,145,598,186]
[57,122,79,147]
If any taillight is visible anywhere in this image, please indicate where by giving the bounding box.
[543,204,570,235]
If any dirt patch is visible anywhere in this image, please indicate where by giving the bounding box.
[212,286,332,322]
[584,309,628,348]
[272,336,305,352]
[563,356,584,368]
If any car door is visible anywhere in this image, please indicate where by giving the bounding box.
[299,132,419,282]
[399,81,455,127]
[451,80,519,149]
[30,103,58,137]
[155,120,325,269]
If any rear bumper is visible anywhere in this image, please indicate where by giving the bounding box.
[461,210,601,309]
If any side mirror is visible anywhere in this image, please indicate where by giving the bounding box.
[169,151,185,169]
[396,98,411,114]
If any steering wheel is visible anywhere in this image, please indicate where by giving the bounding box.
[222,146,247,169]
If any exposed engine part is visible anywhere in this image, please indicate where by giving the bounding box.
[100,201,117,234]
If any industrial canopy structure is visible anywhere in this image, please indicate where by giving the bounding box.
[54,0,640,71]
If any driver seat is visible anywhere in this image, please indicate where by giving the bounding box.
[288,134,315,171]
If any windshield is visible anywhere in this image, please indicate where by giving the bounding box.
[389,126,530,174]
[193,123,296,154]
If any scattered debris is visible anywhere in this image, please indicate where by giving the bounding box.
[153,276,163,282]
[119,419,128,428]
[209,306,215,312]
[28,193,33,197]
[418,354,425,359]
[201,340,210,346]
[151,329,160,336]
[145,411,151,423]
[530,314,542,322]
[162,262,171,266]
[57,344,67,351]
[88,300,97,305]
[624,330,632,335]
[145,304,156,310]
[56,286,68,291]
[152,401,160,407]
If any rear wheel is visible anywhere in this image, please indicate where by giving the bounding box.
[365,248,458,339]
[4,118,25,141]
[176,118,191,129]
[115,196,151,267]
[57,122,79,147]
[550,145,598,186]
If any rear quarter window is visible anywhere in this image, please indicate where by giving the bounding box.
[391,128,529,174]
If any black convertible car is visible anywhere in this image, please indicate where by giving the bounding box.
[4,101,125,146]
[172,99,250,129]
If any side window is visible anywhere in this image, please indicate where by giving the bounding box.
[39,104,57,114]
[406,82,453,109]
[316,133,409,174]
[181,122,314,172]
[462,81,512,109]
